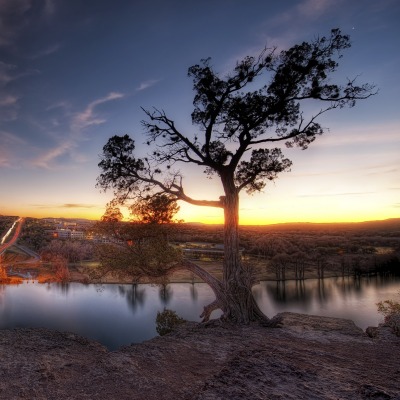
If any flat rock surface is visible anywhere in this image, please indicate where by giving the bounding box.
[0,312,399,399]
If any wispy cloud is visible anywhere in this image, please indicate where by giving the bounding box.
[227,0,344,73]
[32,203,97,209]
[43,0,56,17]
[0,94,19,121]
[60,203,97,209]
[314,122,400,148]
[0,130,27,167]
[298,191,375,198]
[296,0,338,19]
[136,79,159,92]
[0,94,18,107]
[31,141,74,169]
[29,43,61,59]
[0,61,39,87]
[72,92,124,132]
[32,92,124,168]
[0,62,16,86]
[0,0,29,46]
[0,130,27,146]
[0,0,56,47]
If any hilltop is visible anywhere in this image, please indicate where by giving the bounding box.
[0,313,398,399]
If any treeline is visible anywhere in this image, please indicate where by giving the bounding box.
[174,221,400,279]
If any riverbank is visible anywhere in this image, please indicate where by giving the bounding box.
[0,312,398,399]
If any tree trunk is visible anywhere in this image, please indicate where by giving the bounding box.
[220,175,267,323]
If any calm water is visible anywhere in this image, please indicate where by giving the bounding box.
[0,276,399,350]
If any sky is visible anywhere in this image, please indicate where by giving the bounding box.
[0,0,399,225]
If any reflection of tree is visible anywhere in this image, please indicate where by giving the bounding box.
[274,281,286,302]
[118,284,146,313]
[317,279,326,302]
[159,284,173,305]
[0,284,5,304]
[190,283,198,301]
[55,282,70,295]
[294,280,306,301]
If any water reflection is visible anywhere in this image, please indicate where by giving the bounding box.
[254,275,400,329]
[118,284,146,313]
[158,284,172,305]
[0,276,398,350]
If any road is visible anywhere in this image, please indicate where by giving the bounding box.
[0,217,25,255]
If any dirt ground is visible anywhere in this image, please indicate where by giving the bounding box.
[0,312,399,399]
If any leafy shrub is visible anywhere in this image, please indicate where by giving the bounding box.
[156,309,186,336]
[377,294,400,336]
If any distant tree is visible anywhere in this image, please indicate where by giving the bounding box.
[94,196,183,283]
[270,253,291,281]
[97,29,375,323]
[291,251,308,279]
[130,194,181,224]
[101,203,123,223]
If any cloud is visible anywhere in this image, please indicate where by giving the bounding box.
[0,62,16,86]
[0,130,27,145]
[136,79,159,92]
[314,122,400,148]
[32,203,97,209]
[296,0,338,19]
[0,0,32,46]
[32,92,124,168]
[43,0,55,16]
[0,94,18,107]
[31,140,74,169]
[0,130,28,167]
[60,203,96,209]
[0,94,19,121]
[29,43,61,59]
[254,0,345,52]
[298,191,375,198]
[0,0,57,47]
[72,92,124,132]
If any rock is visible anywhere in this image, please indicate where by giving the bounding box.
[0,313,399,399]
[366,326,378,338]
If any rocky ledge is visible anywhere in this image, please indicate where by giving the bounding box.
[0,313,399,400]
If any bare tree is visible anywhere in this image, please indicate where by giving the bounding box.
[97,29,375,323]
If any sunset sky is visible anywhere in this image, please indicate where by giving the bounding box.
[0,0,399,224]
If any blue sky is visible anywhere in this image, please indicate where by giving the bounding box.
[0,0,399,223]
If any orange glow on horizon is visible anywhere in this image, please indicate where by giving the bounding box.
[3,194,398,225]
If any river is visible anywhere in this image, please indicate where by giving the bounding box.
[0,275,398,350]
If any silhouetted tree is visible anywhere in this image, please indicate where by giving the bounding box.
[97,29,375,323]
[131,194,180,224]
[94,196,183,284]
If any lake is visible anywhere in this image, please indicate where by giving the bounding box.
[0,275,399,350]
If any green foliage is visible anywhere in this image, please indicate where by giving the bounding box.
[130,194,181,224]
[18,218,50,251]
[94,224,182,282]
[94,196,182,283]
[377,293,400,336]
[156,309,186,336]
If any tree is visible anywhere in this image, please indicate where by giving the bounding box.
[97,29,375,323]
[94,196,183,284]
[130,194,180,224]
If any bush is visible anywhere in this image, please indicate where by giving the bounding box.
[377,295,400,337]
[156,309,186,336]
